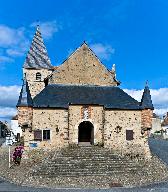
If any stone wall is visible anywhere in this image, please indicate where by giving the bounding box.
[23,68,53,98]
[20,105,151,158]
[17,107,33,127]
[141,109,153,129]
[104,110,151,158]
[68,105,104,145]
[23,108,69,149]
[49,44,117,86]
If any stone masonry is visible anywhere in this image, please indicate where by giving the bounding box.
[23,68,53,98]
[17,106,33,127]
[49,43,119,86]
[68,105,104,145]
[141,109,153,129]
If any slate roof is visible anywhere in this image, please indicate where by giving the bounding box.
[33,84,142,110]
[23,25,52,69]
[17,78,33,107]
[140,85,154,110]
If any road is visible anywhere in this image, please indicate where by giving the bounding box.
[148,137,168,165]
[0,138,168,192]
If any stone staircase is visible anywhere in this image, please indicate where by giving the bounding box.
[31,146,146,177]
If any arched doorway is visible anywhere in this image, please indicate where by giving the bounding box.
[78,121,94,144]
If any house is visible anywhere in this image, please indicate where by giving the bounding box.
[11,115,22,141]
[151,113,162,135]
[161,113,168,138]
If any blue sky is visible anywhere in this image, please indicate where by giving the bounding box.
[0,0,168,120]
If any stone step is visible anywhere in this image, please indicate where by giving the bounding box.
[33,169,143,177]
[30,146,145,178]
[42,165,139,169]
[48,158,135,164]
[34,166,142,173]
[47,160,136,165]
[58,156,121,160]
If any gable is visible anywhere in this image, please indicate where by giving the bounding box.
[49,43,119,86]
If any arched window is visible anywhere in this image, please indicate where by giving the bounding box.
[36,72,41,81]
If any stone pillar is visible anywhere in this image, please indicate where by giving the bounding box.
[141,109,153,159]
[17,106,33,129]
[141,109,153,134]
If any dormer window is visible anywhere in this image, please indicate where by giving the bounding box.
[36,72,41,81]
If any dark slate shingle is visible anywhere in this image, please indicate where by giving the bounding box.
[17,78,33,107]
[23,26,52,69]
[33,84,141,110]
[140,85,154,110]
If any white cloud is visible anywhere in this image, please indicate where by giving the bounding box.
[124,88,168,117]
[0,25,27,47]
[124,89,143,101]
[0,85,20,120]
[31,20,59,40]
[0,85,20,107]
[0,25,19,46]
[90,43,115,60]
[0,24,29,60]
[154,108,168,117]
[0,56,13,63]
[0,20,60,64]
[0,107,17,118]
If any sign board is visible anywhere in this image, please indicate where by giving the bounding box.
[29,142,38,148]
[6,137,13,146]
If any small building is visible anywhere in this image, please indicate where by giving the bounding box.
[161,113,168,138]
[151,113,162,135]
[16,26,154,158]
[11,115,22,141]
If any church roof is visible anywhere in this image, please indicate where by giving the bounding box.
[17,78,33,107]
[33,84,141,110]
[140,84,154,110]
[23,25,52,69]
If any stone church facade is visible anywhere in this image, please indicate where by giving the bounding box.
[17,26,154,158]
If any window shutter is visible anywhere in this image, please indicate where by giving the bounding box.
[126,130,134,141]
[34,130,42,141]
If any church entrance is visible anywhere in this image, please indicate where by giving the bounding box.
[78,121,94,145]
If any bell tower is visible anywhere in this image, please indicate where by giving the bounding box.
[23,25,53,98]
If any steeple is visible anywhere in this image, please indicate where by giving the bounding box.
[140,82,154,110]
[23,25,52,69]
[17,76,33,107]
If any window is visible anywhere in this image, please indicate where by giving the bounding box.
[43,130,50,140]
[36,72,41,81]
[126,130,134,141]
[44,78,48,87]
[34,130,42,141]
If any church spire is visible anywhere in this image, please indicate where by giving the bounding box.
[17,76,33,107]
[23,25,52,69]
[140,82,154,110]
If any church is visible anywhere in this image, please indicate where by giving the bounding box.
[17,26,154,158]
